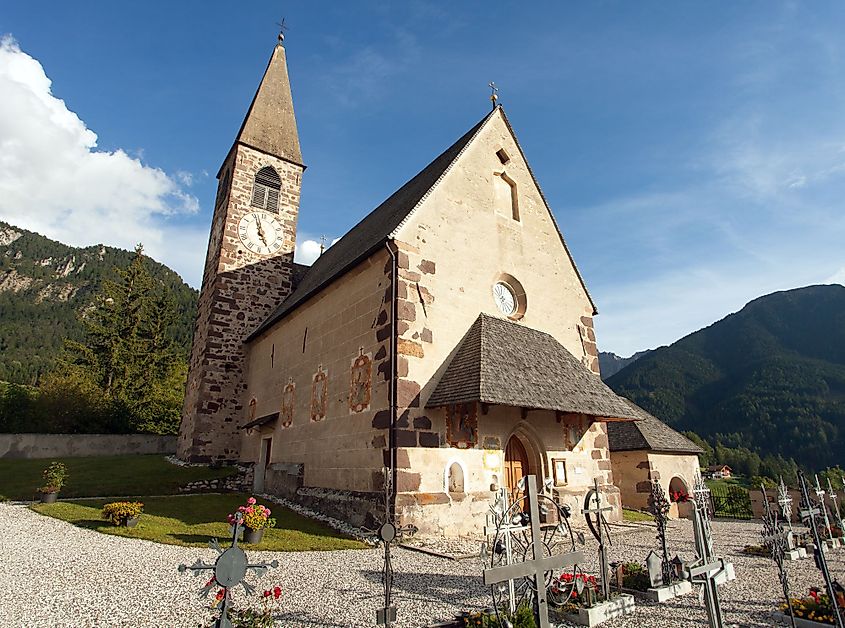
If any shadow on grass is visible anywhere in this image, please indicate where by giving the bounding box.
[170,533,220,545]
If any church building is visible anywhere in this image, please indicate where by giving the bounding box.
[177,38,700,535]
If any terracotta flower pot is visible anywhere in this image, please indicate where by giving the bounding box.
[39,491,59,504]
[243,527,265,544]
[123,516,139,528]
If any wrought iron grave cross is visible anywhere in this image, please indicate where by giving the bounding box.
[815,475,834,537]
[647,479,672,586]
[777,476,794,533]
[687,473,726,628]
[582,477,614,602]
[827,477,844,535]
[370,467,417,627]
[483,475,585,628]
[178,513,279,628]
[799,471,844,628]
[760,485,796,628]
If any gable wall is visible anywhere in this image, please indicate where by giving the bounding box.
[241,249,391,495]
[390,110,599,454]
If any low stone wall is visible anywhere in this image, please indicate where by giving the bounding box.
[0,434,177,459]
[179,464,254,493]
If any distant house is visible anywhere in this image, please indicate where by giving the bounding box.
[706,464,732,479]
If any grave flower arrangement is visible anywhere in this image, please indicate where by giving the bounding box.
[780,588,837,625]
[228,497,276,531]
[102,501,144,526]
[460,603,536,627]
[620,561,650,591]
[551,571,601,611]
[39,461,68,495]
[211,584,282,628]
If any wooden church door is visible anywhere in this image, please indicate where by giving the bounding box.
[504,436,530,506]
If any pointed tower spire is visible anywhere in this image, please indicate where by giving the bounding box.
[235,42,303,166]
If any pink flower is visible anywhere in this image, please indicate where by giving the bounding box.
[247,497,257,505]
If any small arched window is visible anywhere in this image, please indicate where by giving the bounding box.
[251,166,282,212]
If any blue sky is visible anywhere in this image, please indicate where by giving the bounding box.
[1,2,844,356]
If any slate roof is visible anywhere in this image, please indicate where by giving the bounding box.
[425,314,640,420]
[606,400,703,454]
[241,412,280,430]
[247,109,495,341]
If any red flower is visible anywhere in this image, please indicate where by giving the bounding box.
[273,586,282,599]
[263,589,271,598]
[215,589,225,601]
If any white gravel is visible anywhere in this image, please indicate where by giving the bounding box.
[1,503,842,627]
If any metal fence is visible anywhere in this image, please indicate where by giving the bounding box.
[708,483,753,519]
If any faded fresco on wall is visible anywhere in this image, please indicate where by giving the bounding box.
[281,379,295,428]
[446,402,478,448]
[349,350,372,413]
[311,366,328,421]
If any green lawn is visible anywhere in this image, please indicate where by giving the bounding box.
[31,493,367,551]
[622,508,654,522]
[0,455,235,501]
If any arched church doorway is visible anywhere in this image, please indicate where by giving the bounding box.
[504,435,530,506]
[669,476,692,519]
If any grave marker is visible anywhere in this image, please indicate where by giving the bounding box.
[178,512,278,628]
[760,484,796,628]
[798,471,844,628]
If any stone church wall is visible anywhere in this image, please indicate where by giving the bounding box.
[242,249,391,501]
[611,450,700,518]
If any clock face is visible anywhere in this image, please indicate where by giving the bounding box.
[238,211,284,255]
[493,282,517,316]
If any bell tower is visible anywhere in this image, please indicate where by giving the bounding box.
[177,40,304,462]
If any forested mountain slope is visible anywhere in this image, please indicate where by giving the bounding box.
[606,284,845,469]
[0,222,197,384]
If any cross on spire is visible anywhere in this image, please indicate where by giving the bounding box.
[489,81,499,110]
[276,17,289,44]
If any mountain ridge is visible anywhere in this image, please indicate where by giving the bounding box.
[606,284,845,470]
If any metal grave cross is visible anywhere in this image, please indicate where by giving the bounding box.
[777,476,794,533]
[686,473,727,628]
[827,477,844,535]
[799,471,844,628]
[483,486,519,613]
[760,485,796,628]
[647,479,673,587]
[368,467,417,627]
[178,512,279,628]
[815,475,834,537]
[582,477,614,602]
[483,475,584,628]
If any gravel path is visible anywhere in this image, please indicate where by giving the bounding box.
[2,503,843,627]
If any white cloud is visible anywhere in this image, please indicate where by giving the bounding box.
[294,236,339,266]
[0,36,201,282]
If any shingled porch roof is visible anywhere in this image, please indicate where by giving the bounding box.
[425,314,640,420]
[606,401,703,454]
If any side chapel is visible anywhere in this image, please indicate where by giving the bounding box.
[177,38,701,536]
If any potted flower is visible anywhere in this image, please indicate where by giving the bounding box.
[228,497,276,544]
[38,461,68,503]
[102,501,144,527]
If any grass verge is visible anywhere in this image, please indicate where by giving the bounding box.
[30,493,367,551]
[622,508,654,522]
[0,455,235,501]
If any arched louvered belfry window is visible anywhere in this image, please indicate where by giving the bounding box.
[251,166,282,212]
